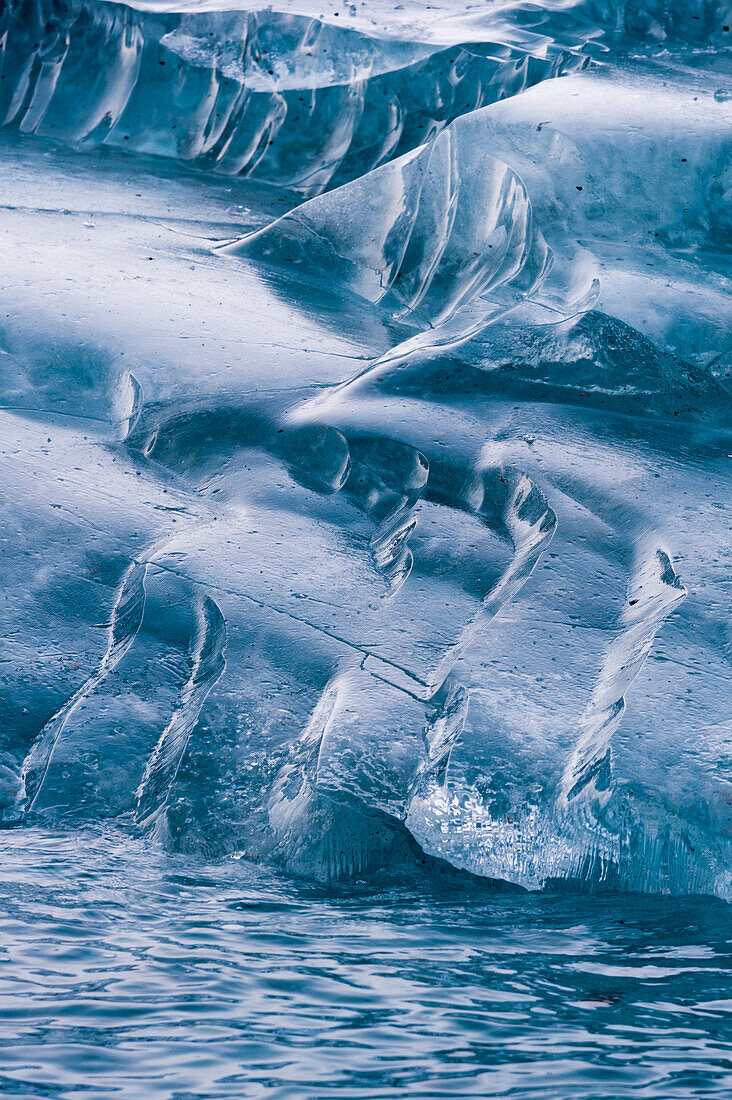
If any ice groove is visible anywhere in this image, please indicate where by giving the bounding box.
[15,561,148,814]
[559,547,687,806]
[135,592,226,830]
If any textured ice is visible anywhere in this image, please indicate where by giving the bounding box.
[0,0,730,898]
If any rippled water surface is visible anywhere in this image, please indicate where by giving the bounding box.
[0,828,730,1099]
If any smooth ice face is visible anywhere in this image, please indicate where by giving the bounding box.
[0,0,730,896]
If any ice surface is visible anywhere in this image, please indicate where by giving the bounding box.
[0,0,730,896]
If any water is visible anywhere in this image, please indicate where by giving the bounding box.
[0,0,731,1093]
[1,827,731,1099]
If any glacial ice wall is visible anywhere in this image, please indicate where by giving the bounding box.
[0,0,586,194]
[0,0,730,896]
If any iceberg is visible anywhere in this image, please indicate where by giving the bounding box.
[0,0,730,898]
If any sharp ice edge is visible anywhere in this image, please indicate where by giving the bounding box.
[219,122,563,346]
[268,668,470,879]
[559,547,687,807]
[0,0,586,196]
[0,0,730,896]
[14,561,148,815]
[135,592,226,831]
